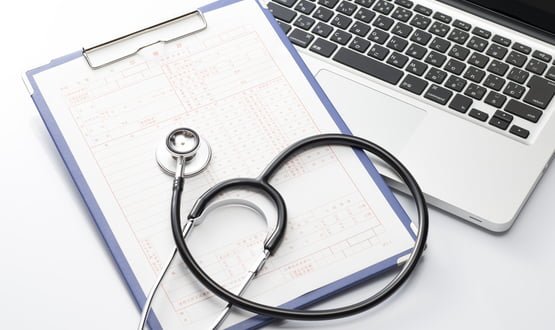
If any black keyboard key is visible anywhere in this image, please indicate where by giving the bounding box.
[391,22,413,38]
[447,29,470,45]
[487,60,509,76]
[414,4,432,16]
[350,21,372,37]
[525,59,548,75]
[468,52,489,69]
[424,84,453,104]
[467,36,488,52]
[453,19,471,31]
[288,28,315,47]
[387,36,409,52]
[425,51,447,67]
[445,75,467,92]
[505,99,542,123]
[368,44,390,60]
[484,91,507,108]
[484,74,506,91]
[406,59,428,76]
[318,0,339,9]
[546,66,555,81]
[429,37,451,53]
[444,58,466,75]
[469,108,488,121]
[337,1,358,15]
[464,83,487,100]
[394,0,414,8]
[275,0,298,8]
[368,28,390,44]
[493,110,513,123]
[410,29,432,46]
[409,14,431,30]
[406,43,427,60]
[425,68,448,84]
[523,75,555,109]
[489,116,510,130]
[295,0,317,14]
[507,67,529,84]
[512,42,531,55]
[354,7,376,23]
[391,7,413,22]
[429,21,450,37]
[449,93,473,113]
[492,34,511,47]
[448,45,470,61]
[313,6,334,21]
[332,14,353,29]
[313,22,334,37]
[472,27,491,39]
[268,2,297,22]
[433,12,452,24]
[294,15,316,30]
[333,47,404,84]
[532,50,552,63]
[400,74,428,94]
[463,66,485,83]
[330,30,353,45]
[373,0,394,15]
[277,21,292,34]
[503,82,525,99]
[355,0,375,8]
[387,51,410,68]
[373,15,394,30]
[486,44,508,60]
[310,38,338,56]
[506,51,527,68]
[509,125,530,139]
[349,37,371,52]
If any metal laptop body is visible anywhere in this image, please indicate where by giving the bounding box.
[266,0,555,231]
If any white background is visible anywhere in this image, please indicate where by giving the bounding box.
[1,0,554,329]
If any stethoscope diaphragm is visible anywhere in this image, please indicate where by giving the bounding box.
[155,129,212,177]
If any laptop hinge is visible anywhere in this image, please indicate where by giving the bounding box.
[436,0,555,46]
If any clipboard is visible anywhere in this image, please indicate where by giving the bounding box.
[25,0,417,328]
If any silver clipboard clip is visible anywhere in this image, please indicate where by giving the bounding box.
[82,10,207,69]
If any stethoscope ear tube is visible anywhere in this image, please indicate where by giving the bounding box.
[171,133,429,321]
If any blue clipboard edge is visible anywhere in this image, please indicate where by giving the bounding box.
[25,0,416,329]
[26,53,164,330]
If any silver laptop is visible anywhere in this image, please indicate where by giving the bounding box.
[266,0,555,231]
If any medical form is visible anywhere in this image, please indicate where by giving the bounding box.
[27,0,415,328]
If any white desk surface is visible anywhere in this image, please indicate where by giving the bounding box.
[1,1,553,329]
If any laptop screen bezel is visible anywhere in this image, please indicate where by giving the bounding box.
[439,0,555,45]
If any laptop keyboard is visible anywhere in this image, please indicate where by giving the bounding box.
[268,0,555,140]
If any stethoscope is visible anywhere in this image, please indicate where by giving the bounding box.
[139,127,429,329]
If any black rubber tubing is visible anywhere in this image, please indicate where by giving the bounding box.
[171,133,429,321]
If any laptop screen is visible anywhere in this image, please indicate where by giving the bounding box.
[462,0,555,35]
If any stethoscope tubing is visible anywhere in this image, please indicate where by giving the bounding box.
[171,133,429,321]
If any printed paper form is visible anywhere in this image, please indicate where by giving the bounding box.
[32,0,415,328]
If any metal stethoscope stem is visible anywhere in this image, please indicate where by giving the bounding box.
[210,250,270,330]
[137,218,269,330]
[138,223,191,330]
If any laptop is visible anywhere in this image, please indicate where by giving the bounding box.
[265,0,555,231]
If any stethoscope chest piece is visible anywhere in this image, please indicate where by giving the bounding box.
[156,128,212,177]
